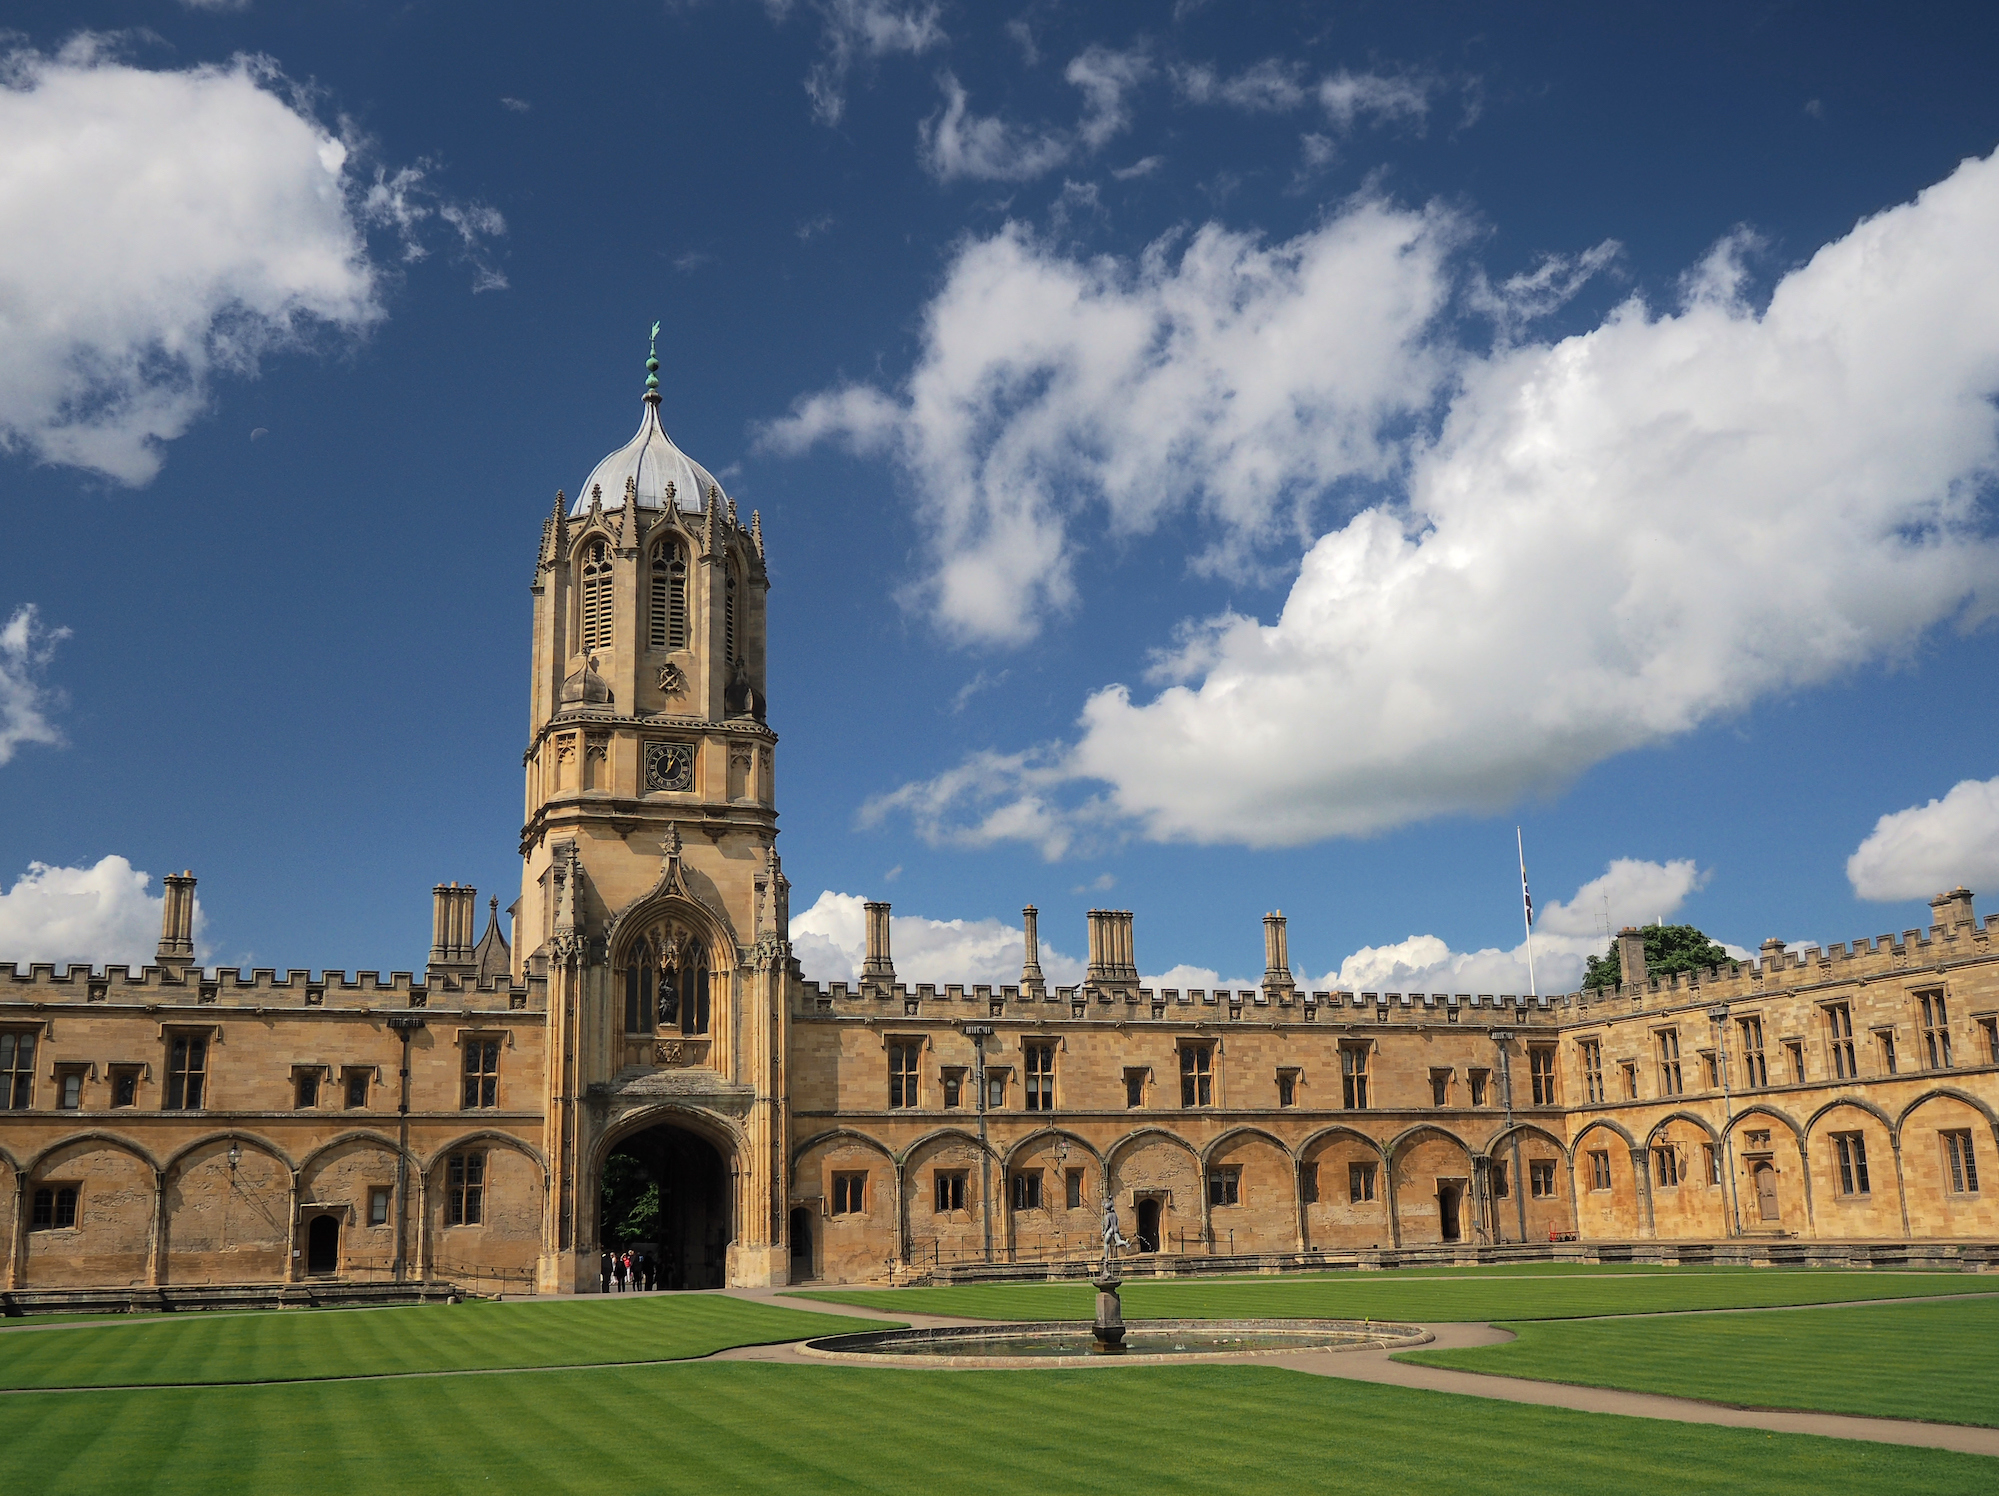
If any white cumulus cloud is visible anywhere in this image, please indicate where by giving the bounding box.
[834,148,1999,849]
[793,0,945,126]
[918,47,1150,184]
[0,856,200,969]
[764,196,1461,644]
[0,39,503,484]
[0,604,69,765]
[1847,775,1999,902]
[789,889,1083,987]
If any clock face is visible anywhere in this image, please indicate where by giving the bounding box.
[644,742,694,793]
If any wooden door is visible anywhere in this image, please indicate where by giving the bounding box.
[1753,1163,1779,1222]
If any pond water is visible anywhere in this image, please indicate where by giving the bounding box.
[801,1319,1430,1364]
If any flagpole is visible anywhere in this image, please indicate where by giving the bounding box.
[1517,826,1539,999]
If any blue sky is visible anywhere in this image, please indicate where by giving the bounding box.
[2,1,1997,994]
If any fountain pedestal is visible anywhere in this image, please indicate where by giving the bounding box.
[1090,1275,1126,1354]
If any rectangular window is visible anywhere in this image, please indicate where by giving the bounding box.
[1529,1160,1557,1199]
[1980,1016,1999,1066]
[1876,1030,1898,1075]
[1739,1016,1768,1088]
[1655,1030,1683,1097]
[1491,1161,1509,1199]
[1833,1132,1870,1195]
[1468,1069,1489,1107]
[345,1070,370,1109]
[888,1042,920,1108]
[1826,1004,1857,1080]
[1589,1150,1612,1191]
[1065,1168,1084,1210]
[1918,991,1953,1070]
[0,1030,35,1109]
[1206,1166,1241,1207]
[1579,1040,1604,1104]
[29,1185,79,1230]
[1620,1061,1639,1100]
[1703,1143,1722,1186]
[1430,1069,1451,1108]
[1785,1040,1806,1084]
[462,1038,500,1109]
[832,1172,866,1214]
[1277,1069,1299,1107]
[1010,1170,1043,1210]
[1349,1163,1377,1203]
[1529,1047,1557,1106]
[57,1067,84,1111]
[1341,1045,1370,1109]
[1700,1051,1719,1089]
[445,1150,485,1225]
[941,1069,963,1109]
[1943,1130,1979,1194]
[1301,1162,1319,1204]
[934,1171,967,1212]
[1123,1069,1146,1108]
[986,1071,1007,1109]
[1024,1042,1055,1111]
[1654,1146,1680,1188]
[164,1034,207,1110]
[368,1186,391,1226]
[294,1069,320,1109]
[110,1067,139,1108]
[1179,1045,1213,1108]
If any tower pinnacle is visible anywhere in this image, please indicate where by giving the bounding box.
[645,320,661,403]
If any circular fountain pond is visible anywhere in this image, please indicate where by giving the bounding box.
[799,1319,1430,1367]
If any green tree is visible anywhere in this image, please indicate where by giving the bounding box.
[1583,924,1736,989]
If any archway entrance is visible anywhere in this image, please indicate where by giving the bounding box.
[1438,1182,1463,1243]
[601,1123,732,1290]
[306,1213,340,1275]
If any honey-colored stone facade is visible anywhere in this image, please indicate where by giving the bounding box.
[6,380,1996,1294]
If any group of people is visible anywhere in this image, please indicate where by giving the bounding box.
[601,1248,661,1292]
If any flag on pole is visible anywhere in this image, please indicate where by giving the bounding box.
[1519,840,1534,927]
[1517,826,1539,999]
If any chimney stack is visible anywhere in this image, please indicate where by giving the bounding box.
[1021,905,1047,998]
[862,901,895,985]
[1931,886,1976,931]
[431,883,478,971]
[1262,911,1295,999]
[1617,927,1649,988]
[1086,910,1137,989]
[156,871,197,971]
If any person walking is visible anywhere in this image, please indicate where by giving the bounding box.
[600,1251,612,1293]
[613,1252,625,1292]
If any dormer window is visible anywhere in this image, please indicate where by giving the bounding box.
[650,542,688,650]
[580,541,613,653]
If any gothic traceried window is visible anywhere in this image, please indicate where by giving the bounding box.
[580,540,614,653]
[624,928,711,1038]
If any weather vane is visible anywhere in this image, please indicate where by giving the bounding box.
[646,320,662,395]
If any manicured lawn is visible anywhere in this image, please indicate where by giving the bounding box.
[2,1361,1990,1495]
[790,1268,1999,1325]
[1400,1296,1999,1428]
[0,1293,893,1390]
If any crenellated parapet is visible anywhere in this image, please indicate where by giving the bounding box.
[0,960,545,1013]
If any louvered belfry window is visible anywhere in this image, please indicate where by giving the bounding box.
[650,543,688,650]
[580,541,613,652]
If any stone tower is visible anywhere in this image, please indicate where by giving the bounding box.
[518,339,791,1290]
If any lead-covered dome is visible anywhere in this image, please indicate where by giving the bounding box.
[572,349,726,517]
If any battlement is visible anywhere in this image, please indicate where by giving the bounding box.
[0,961,544,1013]
[792,977,1565,1023]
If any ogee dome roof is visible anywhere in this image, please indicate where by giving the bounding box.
[571,339,725,517]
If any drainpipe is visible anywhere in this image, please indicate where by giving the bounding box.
[387,1014,426,1282]
[1709,1005,1743,1238]
[966,1024,993,1264]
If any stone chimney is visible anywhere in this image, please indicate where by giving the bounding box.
[1262,911,1295,1001]
[430,883,477,971]
[1086,910,1137,988]
[861,901,895,984]
[1931,886,1976,931]
[156,871,197,971]
[1616,926,1649,988]
[1020,905,1047,998]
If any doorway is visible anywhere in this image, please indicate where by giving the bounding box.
[1753,1162,1780,1222]
[306,1213,340,1275]
[601,1123,733,1289]
[1134,1198,1162,1253]
[789,1207,813,1280]
[1438,1182,1463,1243]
